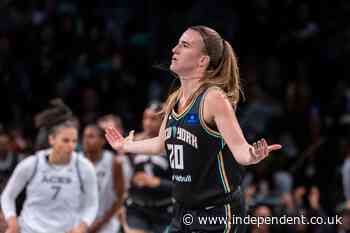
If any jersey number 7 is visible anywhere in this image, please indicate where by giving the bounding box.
[51,185,62,200]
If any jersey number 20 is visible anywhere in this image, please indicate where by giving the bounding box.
[167,144,184,170]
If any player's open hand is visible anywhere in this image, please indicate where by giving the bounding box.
[105,127,134,152]
[249,138,282,164]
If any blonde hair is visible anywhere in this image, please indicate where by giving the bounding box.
[164,25,243,114]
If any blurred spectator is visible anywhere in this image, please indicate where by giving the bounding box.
[0,132,17,191]
[249,204,278,233]
[98,114,124,136]
[125,103,173,233]
[337,207,350,233]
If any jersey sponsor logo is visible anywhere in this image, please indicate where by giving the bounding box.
[172,174,192,183]
[185,113,199,125]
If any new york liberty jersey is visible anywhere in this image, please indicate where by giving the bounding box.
[165,88,244,207]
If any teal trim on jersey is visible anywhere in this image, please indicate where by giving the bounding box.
[171,94,200,120]
[221,138,225,149]
[199,116,222,138]
[216,152,229,193]
[216,140,230,194]
[224,204,239,233]
[224,204,230,233]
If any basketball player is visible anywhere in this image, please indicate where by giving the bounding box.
[105,25,282,233]
[1,100,98,233]
[82,124,125,233]
[126,102,173,233]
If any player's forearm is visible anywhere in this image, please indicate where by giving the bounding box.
[1,158,35,220]
[1,176,24,220]
[99,199,123,227]
[230,143,257,166]
[1,190,17,220]
[80,201,98,227]
[124,136,164,155]
[6,216,18,229]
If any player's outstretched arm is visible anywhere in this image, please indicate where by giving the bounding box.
[206,88,282,166]
[105,114,167,156]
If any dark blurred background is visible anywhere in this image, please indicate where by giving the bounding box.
[0,0,350,232]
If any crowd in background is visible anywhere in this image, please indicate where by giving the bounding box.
[1,0,350,232]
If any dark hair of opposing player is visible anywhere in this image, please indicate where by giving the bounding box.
[35,98,77,136]
[84,124,105,138]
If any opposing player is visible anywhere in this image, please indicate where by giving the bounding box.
[1,100,98,233]
[82,124,125,233]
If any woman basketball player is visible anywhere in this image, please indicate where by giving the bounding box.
[105,25,282,233]
[1,100,98,233]
[82,124,125,233]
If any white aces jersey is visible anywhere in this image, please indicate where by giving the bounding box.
[94,150,117,218]
[87,150,120,233]
[19,149,85,233]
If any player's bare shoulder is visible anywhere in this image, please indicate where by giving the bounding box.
[206,86,229,103]
[204,87,231,117]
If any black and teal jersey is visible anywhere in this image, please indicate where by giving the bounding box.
[164,88,244,208]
